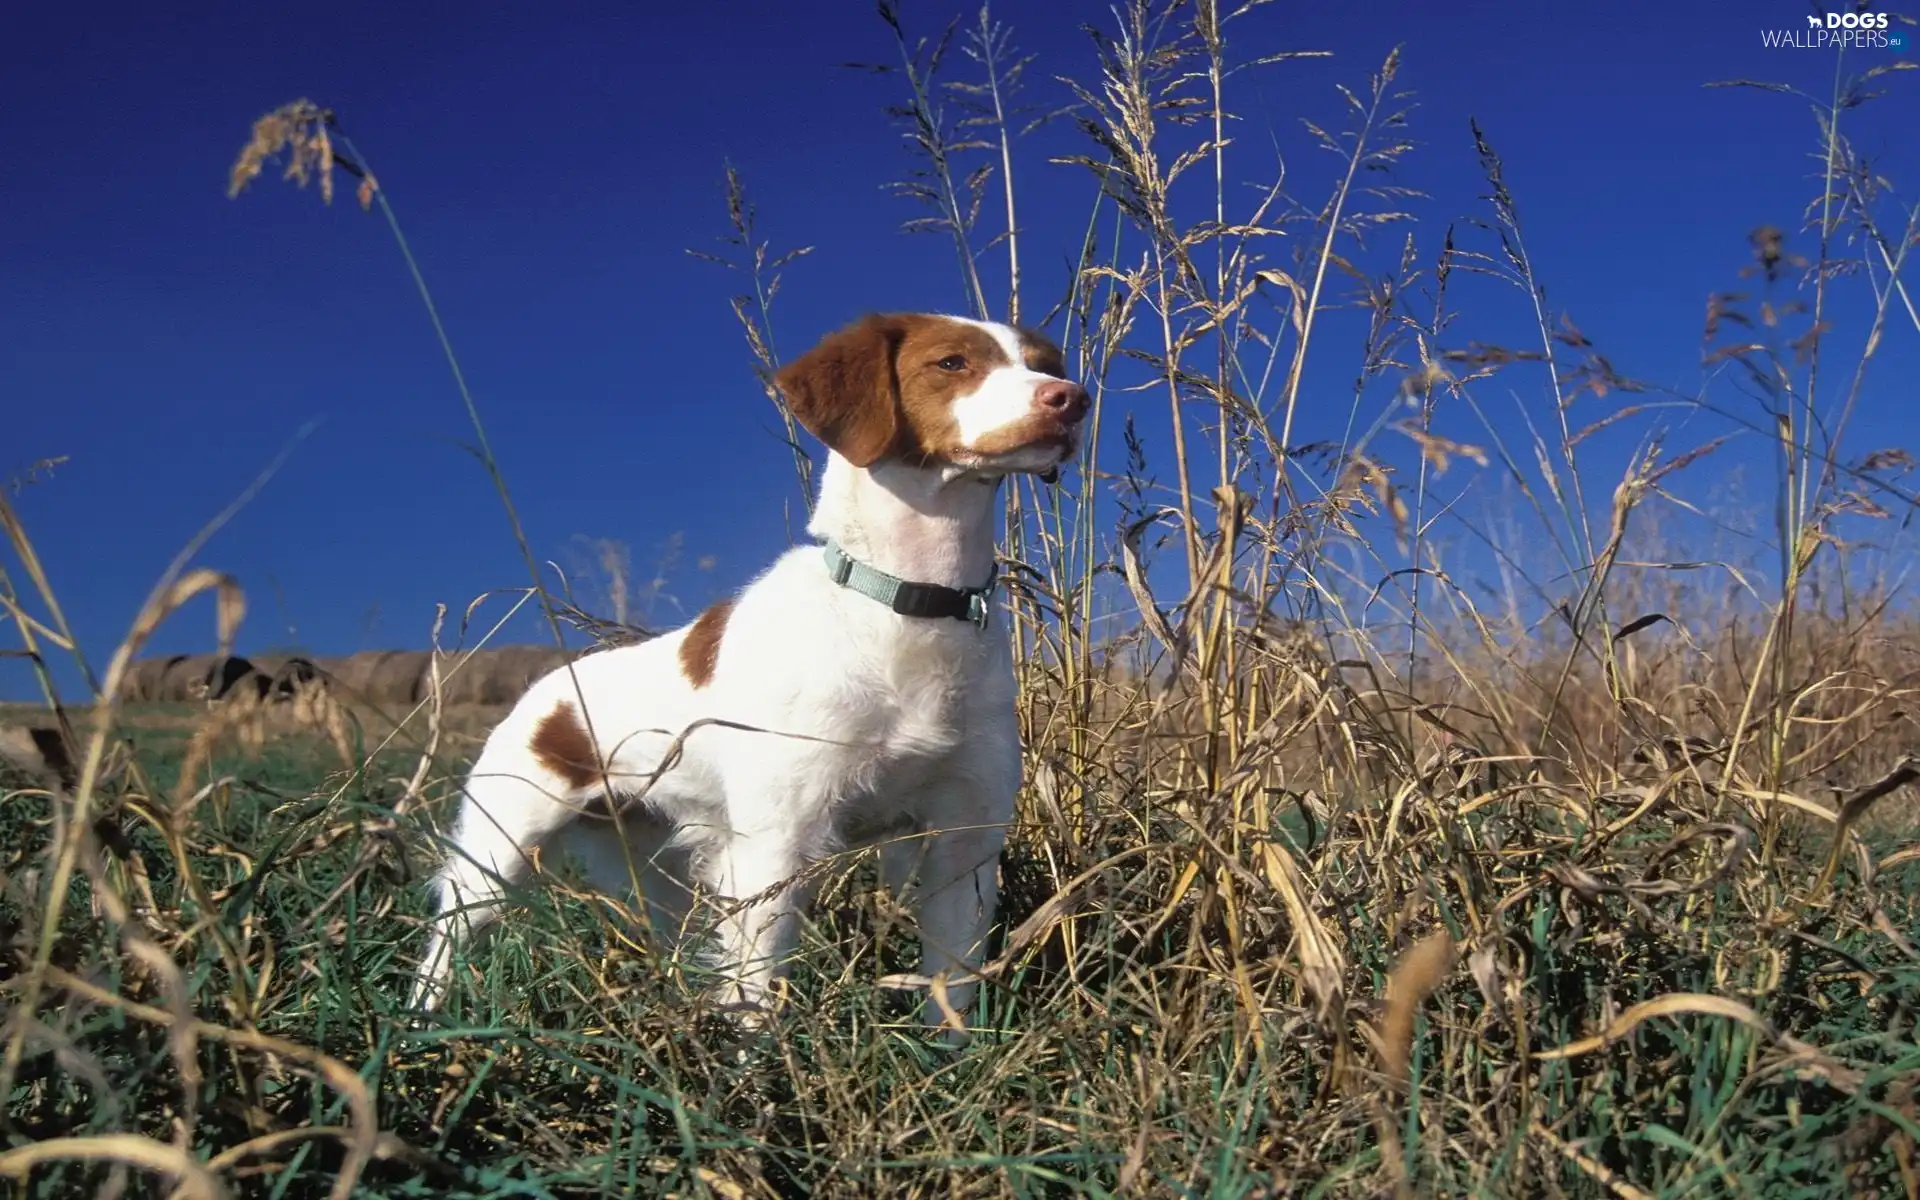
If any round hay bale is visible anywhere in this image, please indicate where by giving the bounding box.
[158,654,221,702]
[436,647,518,707]
[253,655,324,694]
[201,654,261,702]
[440,645,569,707]
[325,652,392,704]
[121,656,178,702]
[362,650,434,707]
[246,653,290,681]
[310,657,355,689]
[326,648,424,706]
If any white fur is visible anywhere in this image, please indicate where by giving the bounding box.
[949,319,1052,454]
[409,315,1084,1041]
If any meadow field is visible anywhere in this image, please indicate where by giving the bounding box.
[4,2,1920,1196]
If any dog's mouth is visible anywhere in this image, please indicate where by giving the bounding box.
[945,422,1079,483]
[1038,431,1081,485]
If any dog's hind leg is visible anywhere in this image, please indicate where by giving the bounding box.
[551,810,698,944]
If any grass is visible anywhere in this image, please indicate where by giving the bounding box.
[3,697,1916,1197]
[5,2,1920,1196]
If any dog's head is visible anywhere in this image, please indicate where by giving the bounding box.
[774,314,1089,479]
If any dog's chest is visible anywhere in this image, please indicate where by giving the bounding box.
[862,649,975,758]
[821,654,982,827]
[817,623,1000,769]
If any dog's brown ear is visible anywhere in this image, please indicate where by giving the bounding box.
[775,314,902,468]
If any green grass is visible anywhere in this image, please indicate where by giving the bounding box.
[4,720,1917,1196]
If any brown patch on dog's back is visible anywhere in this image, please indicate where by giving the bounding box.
[679,599,735,688]
[530,701,600,790]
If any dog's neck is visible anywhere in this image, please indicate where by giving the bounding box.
[807,454,1002,589]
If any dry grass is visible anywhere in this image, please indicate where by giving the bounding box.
[174,663,357,801]
[5,4,1920,1196]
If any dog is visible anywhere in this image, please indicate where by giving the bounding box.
[408,313,1088,1039]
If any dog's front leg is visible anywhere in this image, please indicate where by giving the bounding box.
[888,776,1013,1043]
[707,831,807,1022]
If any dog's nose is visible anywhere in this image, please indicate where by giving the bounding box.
[1034,380,1090,423]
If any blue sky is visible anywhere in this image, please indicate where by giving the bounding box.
[3,0,1915,702]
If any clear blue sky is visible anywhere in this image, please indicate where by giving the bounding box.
[4,0,1914,702]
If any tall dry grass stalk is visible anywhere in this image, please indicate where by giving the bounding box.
[2,5,1918,1196]
[688,165,818,518]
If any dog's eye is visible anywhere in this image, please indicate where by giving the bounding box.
[935,355,968,372]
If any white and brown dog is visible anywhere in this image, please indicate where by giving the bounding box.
[409,313,1088,1038]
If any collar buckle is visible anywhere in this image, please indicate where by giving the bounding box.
[965,587,992,631]
[825,542,856,586]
